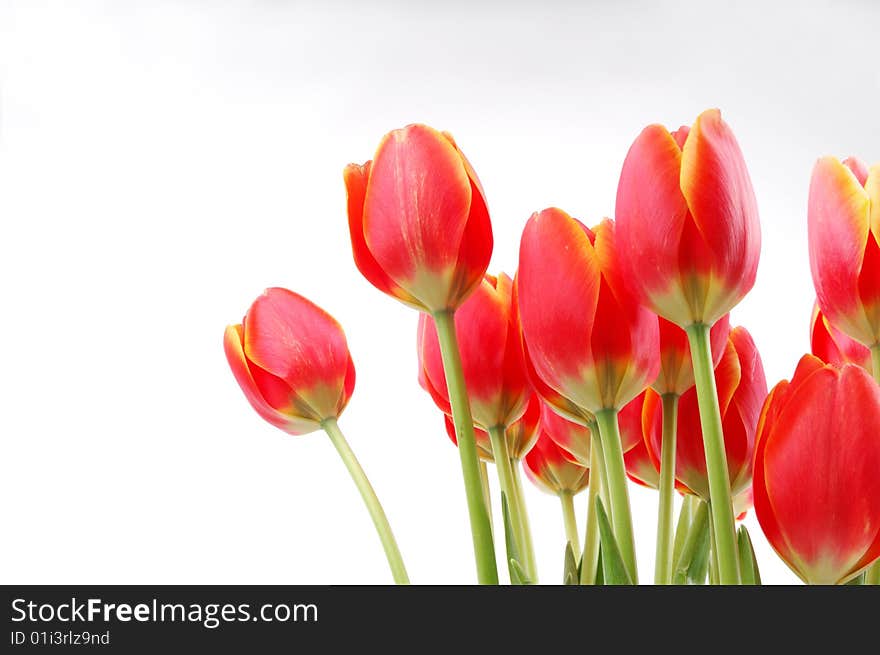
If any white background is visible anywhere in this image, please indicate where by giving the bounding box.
[1,0,878,585]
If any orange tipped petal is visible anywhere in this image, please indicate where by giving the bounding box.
[345,162,422,309]
[517,208,601,404]
[616,124,693,323]
[678,109,760,322]
[808,156,873,344]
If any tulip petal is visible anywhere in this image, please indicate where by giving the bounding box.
[679,109,760,317]
[517,208,602,408]
[616,124,692,323]
[809,156,872,341]
[345,162,423,309]
[224,325,314,434]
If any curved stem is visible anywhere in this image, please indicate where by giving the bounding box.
[594,408,638,583]
[685,322,741,584]
[866,344,880,585]
[488,425,531,579]
[560,491,580,561]
[654,393,679,584]
[322,418,409,584]
[580,422,603,585]
[432,310,498,584]
[510,458,538,582]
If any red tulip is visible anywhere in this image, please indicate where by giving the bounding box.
[517,210,659,414]
[808,156,880,349]
[754,355,880,584]
[523,430,590,496]
[654,314,730,395]
[616,109,760,327]
[418,273,530,430]
[643,326,766,499]
[811,302,872,371]
[345,124,493,313]
[224,288,356,435]
[444,393,541,462]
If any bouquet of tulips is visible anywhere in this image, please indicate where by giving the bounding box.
[224,109,880,585]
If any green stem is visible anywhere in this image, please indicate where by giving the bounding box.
[580,423,603,585]
[560,491,580,561]
[654,393,679,584]
[672,499,709,585]
[594,408,638,583]
[432,310,498,584]
[685,322,741,584]
[866,344,880,585]
[510,459,538,582]
[322,418,409,584]
[488,425,531,579]
[479,460,493,532]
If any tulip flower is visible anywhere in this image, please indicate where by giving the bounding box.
[644,326,766,500]
[418,273,529,431]
[808,156,880,361]
[754,355,880,584]
[346,124,497,583]
[616,109,760,584]
[524,430,590,561]
[224,288,408,583]
[345,124,492,314]
[518,210,658,581]
[615,109,760,328]
[811,303,872,372]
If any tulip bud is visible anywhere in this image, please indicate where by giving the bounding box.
[223,288,356,435]
[517,210,659,415]
[616,109,761,327]
[643,327,767,499]
[345,124,493,313]
[523,430,590,496]
[754,355,880,584]
[418,273,530,430]
[810,302,873,372]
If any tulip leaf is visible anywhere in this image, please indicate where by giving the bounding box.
[595,497,633,585]
[501,493,532,584]
[563,541,579,585]
[672,500,710,585]
[595,545,604,585]
[737,525,762,585]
